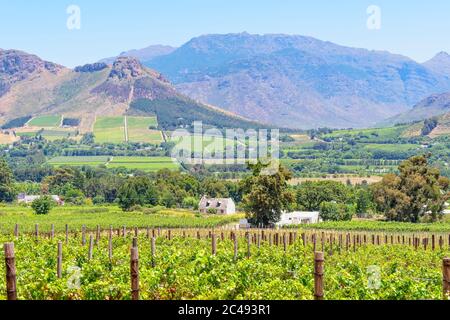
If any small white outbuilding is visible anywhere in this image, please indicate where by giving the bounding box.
[275,211,321,227]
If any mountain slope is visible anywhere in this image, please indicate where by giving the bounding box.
[423,52,450,77]
[0,50,263,132]
[144,33,450,129]
[385,92,450,125]
[100,45,176,65]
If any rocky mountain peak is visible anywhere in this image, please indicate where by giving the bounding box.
[0,49,64,97]
[0,50,63,78]
[109,56,146,80]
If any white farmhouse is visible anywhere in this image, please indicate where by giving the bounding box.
[276,211,321,227]
[17,193,64,206]
[199,196,236,215]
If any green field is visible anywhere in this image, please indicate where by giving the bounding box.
[46,156,180,171]
[322,125,409,140]
[93,117,125,143]
[48,156,111,167]
[171,134,244,154]
[362,143,420,152]
[126,116,162,144]
[0,206,242,233]
[27,115,62,128]
[108,156,180,172]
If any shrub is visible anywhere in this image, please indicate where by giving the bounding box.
[31,196,55,215]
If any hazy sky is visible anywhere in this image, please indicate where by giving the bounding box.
[1,0,449,67]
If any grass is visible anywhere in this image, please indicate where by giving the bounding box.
[93,117,125,144]
[0,205,243,233]
[27,115,62,128]
[127,116,163,144]
[46,156,180,171]
[108,156,180,171]
[47,156,111,167]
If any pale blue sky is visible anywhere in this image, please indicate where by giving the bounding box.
[1,0,449,67]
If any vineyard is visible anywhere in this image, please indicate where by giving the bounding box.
[1,227,449,300]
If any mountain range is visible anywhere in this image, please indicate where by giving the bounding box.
[0,49,261,132]
[143,33,450,129]
[3,33,450,131]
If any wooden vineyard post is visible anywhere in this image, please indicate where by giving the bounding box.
[197,231,201,240]
[14,224,19,238]
[444,257,450,300]
[134,227,138,238]
[57,241,63,279]
[35,224,39,242]
[439,236,444,251]
[233,235,238,261]
[130,245,139,300]
[132,237,138,249]
[88,235,94,260]
[146,227,150,239]
[257,233,261,249]
[123,226,126,238]
[168,230,172,241]
[82,225,86,246]
[51,224,55,241]
[314,252,324,300]
[432,235,435,251]
[108,231,113,262]
[96,225,101,244]
[321,232,324,252]
[151,237,156,268]
[4,243,17,300]
[283,233,287,253]
[247,233,251,259]
[65,224,69,244]
[212,234,217,256]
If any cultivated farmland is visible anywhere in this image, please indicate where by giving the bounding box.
[93,117,126,144]
[27,115,62,128]
[126,116,163,144]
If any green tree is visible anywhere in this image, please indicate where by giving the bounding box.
[118,176,158,211]
[241,162,294,226]
[0,158,16,202]
[319,202,355,221]
[31,196,54,215]
[296,181,352,211]
[371,155,450,222]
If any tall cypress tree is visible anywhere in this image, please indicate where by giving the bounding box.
[0,158,15,202]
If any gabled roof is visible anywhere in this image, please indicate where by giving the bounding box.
[199,196,235,210]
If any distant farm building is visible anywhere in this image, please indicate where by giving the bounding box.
[276,211,321,226]
[199,196,236,215]
[444,202,450,215]
[17,194,65,206]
